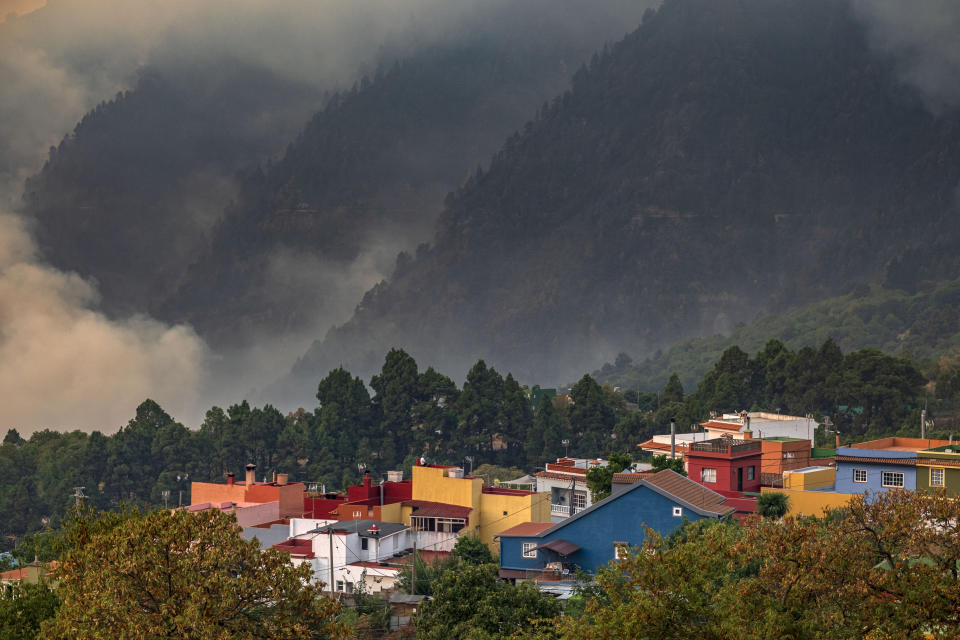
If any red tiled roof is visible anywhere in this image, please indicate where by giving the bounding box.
[534,471,588,482]
[0,568,27,581]
[272,538,315,558]
[835,455,916,466]
[644,470,733,517]
[402,500,472,519]
[637,439,692,452]
[612,472,654,483]
[701,420,742,431]
[497,522,554,537]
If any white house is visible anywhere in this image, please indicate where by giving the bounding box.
[274,520,410,594]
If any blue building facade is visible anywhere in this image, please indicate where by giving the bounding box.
[834,447,917,494]
[497,470,733,579]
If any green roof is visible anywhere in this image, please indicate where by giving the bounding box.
[762,436,805,442]
[920,444,960,453]
[811,448,836,458]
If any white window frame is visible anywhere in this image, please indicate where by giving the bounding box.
[613,542,628,560]
[853,468,867,483]
[881,471,904,488]
[335,580,344,592]
[522,542,538,558]
[572,491,588,512]
[701,468,717,483]
[672,506,682,517]
[930,467,945,487]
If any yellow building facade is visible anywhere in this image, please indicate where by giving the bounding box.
[393,465,550,550]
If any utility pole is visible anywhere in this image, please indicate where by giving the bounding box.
[328,528,335,595]
[410,538,417,595]
[670,419,676,459]
[71,487,86,508]
[921,408,927,440]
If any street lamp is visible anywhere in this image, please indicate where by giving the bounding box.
[561,439,571,458]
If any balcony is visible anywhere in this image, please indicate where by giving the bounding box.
[550,503,587,517]
[690,439,762,455]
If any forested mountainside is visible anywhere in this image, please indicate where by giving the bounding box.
[594,278,960,394]
[20,65,323,316]
[169,36,631,346]
[289,0,960,401]
[18,0,651,347]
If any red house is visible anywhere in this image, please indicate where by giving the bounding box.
[684,437,762,497]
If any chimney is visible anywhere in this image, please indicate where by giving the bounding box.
[744,415,751,433]
[227,472,235,487]
[245,463,256,486]
[835,435,840,448]
[743,429,752,440]
[670,419,676,459]
[363,472,371,489]
[277,473,288,486]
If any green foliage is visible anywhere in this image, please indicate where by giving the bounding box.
[396,551,458,598]
[453,534,495,566]
[414,564,560,640]
[585,452,633,502]
[549,491,960,639]
[756,492,789,519]
[0,581,59,640]
[650,454,686,475]
[43,508,347,639]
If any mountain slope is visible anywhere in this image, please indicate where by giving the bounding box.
[594,278,960,393]
[20,64,322,315]
[288,0,960,401]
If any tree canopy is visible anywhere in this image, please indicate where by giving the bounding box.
[43,508,347,640]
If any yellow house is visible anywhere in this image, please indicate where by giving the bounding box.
[391,465,550,551]
[761,467,854,517]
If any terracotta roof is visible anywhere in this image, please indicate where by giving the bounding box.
[701,420,743,431]
[499,568,528,580]
[0,568,27,581]
[272,538,315,558]
[497,522,554,537]
[612,472,654,484]
[637,440,673,451]
[543,464,587,475]
[402,501,472,519]
[835,455,916,466]
[643,470,733,517]
[534,471,588,482]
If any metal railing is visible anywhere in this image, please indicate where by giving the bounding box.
[690,439,762,454]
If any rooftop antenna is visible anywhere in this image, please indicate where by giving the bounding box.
[71,486,86,508]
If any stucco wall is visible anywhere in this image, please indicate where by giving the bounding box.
[834,460,916,494]
[478,491,550,550]
[761,487,854,517]
[500,486,711,575]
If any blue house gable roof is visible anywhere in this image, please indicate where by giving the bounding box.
[498,470,732,577]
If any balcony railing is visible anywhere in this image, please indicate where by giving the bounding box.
[690,439,762,454]
[551,503,587,516]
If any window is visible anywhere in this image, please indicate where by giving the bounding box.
[572,492,587,512]
[881,471,904,488]
[345,582,354,594]
[853,469,867,483]
[747,466,755,481]
[522,542,538,558]
[335,581,344,592]
[361,537,369,551]
[701,468,717,483]
[672,506,682,517]
[931,468,945,487]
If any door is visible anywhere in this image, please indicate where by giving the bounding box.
[737,467,743,492]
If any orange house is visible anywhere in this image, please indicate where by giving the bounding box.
[190,464,305,517]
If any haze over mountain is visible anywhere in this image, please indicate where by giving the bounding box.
[3,0,651,431]
[286,0,960,405]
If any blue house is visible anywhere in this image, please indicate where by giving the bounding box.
[834,438,949,495]
[496,470,734,581]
